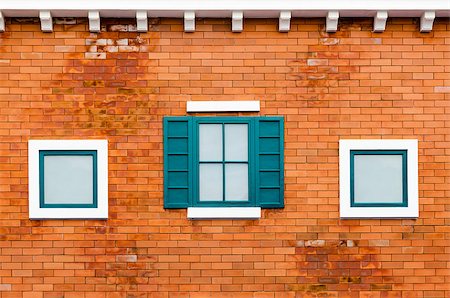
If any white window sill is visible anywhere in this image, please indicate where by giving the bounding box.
[187,207,261,220]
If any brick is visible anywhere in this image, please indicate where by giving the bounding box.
[0,16,449,297]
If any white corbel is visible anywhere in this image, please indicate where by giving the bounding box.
[136,11,148,32]
[232,11,243,32]
[88,10,100,33]
[326,11,339,33]
[184,11,195,32]
[39,10,53,32]
[373,11,388,32]
[420,11,435,32]
[279,11,291,32]
[0,11,5,32]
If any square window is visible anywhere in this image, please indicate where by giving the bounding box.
[164,117,285,219]
[340,140,418,218]
[29,140,108,219]
[40,151,97,208]
[351,150,407,207]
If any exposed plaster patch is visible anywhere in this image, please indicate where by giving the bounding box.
[434,86,450,93]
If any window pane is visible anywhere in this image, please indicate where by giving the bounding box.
[199,124,222,161]
[199,164,223,201]
[225,124,248,161]
[225,164,248,201]
[354,154,403,204]
[44,155,94,204]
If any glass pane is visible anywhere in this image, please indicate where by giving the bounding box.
[225,164,248,201]
[353,154,403,204]
[199,164,223,201]
[225,124,248,161]
[44,155,94,204]
[199,124,222,161]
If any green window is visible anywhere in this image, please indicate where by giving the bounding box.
[350,150,408,207]
[164,116,284,208]
[39,150,98,208]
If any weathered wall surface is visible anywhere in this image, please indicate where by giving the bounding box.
[0,17,449,297]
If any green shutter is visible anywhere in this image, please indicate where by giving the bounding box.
[256,117,284,208]
[164,117,192,208]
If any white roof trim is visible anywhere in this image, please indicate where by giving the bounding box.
[1,0,449,18]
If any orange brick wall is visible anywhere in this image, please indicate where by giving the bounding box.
[0,17,449,297]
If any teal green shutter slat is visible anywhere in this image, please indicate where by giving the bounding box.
[164,117,191,208]
[256,117,284,208]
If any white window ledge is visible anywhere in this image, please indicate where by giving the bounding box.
[187,101,260,113]
[187,207,261,220]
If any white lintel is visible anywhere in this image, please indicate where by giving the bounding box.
[278,10,291,32]
[39,10,53,32]
[88,10,100,33]
[184,11,195,32]
[420,11,436,32]
[136,10,148,32]
[326,10,339,33]
[373,11,388,32]
[187,207,261,220]
[232,10,243,32]
[0,11,5,32]
[186,100,260,112]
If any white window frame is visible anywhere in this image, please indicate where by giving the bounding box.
[339,139,418,218]
[28,140,108,219]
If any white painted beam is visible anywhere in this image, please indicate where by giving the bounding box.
[0,11,5,32]
[39,10,53,32]
[136,10,148,32]
[88,10,100,32]
[373,11,388,32]
[232,10,243,32]
[184,11,195,32]
[278,11,291,32]
[1,0,449,16]
[420,11,435,32]
[0,1,449,18]
[0,0,448,33]
[326,10,339,33]
[186,101,260,112]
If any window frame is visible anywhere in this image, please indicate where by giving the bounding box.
[350,150,408,208]
[339,139,418,218]
[192,117,255,208]
[28,140,108,219]
[39,150,98,209]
